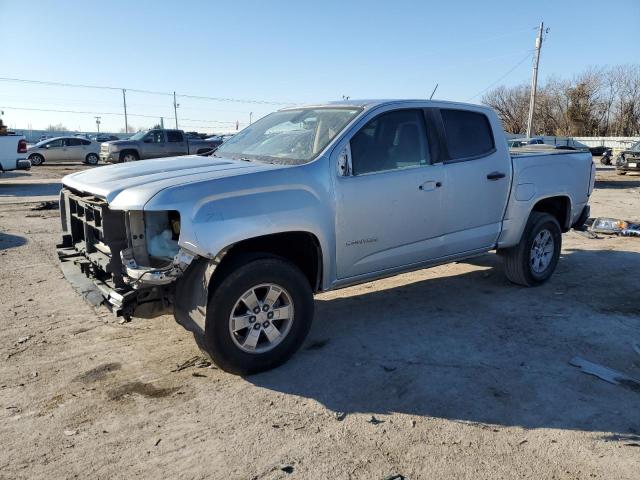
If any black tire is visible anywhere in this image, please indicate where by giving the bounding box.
[119,151,139,162]
[29,154,44,166]
[201,256,314,375]
[600,157,611,165]
[501,212,562,287]
[85,153,99,165]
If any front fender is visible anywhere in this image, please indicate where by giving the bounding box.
[143,160,335,288]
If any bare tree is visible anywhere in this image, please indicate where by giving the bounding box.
[481,64,640,136]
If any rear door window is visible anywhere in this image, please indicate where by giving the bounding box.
[440,109,495,160]
[66,138,82,146]
[167,130,184,142]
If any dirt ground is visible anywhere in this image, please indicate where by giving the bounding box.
[1,161,639,479]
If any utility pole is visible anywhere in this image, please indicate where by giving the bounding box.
[94,116,101,133]
[122,89,129,133]
[526,22,545,138]
[173,91,179,129]
[249,112,253,125]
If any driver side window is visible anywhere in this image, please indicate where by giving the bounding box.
[350,109,429,175]
[145,131,165,143]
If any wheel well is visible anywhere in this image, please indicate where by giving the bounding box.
[214,232,322,292]
[532,196,571,231]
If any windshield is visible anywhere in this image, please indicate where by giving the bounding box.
[629,141,640,152]
[128,130,148,141]
[215,107,362,165]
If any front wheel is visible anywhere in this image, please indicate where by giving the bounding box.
[200,257,314,375]
[501,212,562,287]
[119,151,138,163]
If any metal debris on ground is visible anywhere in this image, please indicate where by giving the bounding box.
[570,356,640,393]
[63,429,78,436]
[384,475,407,480]
[171,356,211,372]
[335,411,347,421]
[589,217,640,237]
[16,336,31,345]
[30,201,59,211]
[368,415,385,425]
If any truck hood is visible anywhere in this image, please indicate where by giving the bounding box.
[62,155,283,209]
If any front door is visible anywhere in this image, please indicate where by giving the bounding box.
[141,130,167,159]
[43,138,65,161]
[335,108,445,279]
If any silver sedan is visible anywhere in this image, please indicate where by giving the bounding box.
[27,136,101,166]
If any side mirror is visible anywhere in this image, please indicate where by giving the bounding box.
[337,143,352,177]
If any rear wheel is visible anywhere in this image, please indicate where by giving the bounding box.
[85,153,99,165]
[501,212,562,287]
[200,256,314,375]
[29,154,44,166]
[600,156,611,165]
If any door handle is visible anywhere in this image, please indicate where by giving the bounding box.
[419,181,443,191]
[487,171,506,180]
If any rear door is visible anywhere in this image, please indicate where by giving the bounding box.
[64,138,85,161]
[141,130,168,159]
[436,108,511,256]
[166,130,188,155]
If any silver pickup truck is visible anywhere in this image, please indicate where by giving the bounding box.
[58,99,595,374]
[100,128,220,163]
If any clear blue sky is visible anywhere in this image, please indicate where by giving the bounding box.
[1,0,638,133]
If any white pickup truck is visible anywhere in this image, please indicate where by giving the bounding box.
[0,134,30,172]
[57,100,595,374]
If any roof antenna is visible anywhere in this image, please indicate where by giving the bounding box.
[429,83,438,100]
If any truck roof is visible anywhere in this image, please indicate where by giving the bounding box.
[280,99,491,111]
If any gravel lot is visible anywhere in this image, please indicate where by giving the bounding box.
[1,162,639,479]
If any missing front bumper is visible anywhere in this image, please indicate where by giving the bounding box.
[57,244,173,318]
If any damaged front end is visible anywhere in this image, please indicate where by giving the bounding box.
[57,187,195,319]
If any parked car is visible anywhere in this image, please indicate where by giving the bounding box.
[58,99,595,375]
[588,145,611,157]
[614,140,640,175]
[100,128,221,163]
[95,134,120,143]
[27,136,101,165]
[0,134,30,172]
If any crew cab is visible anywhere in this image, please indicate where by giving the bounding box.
[0,134,30,172]
[57,100,595,374]
[100,128,219,163]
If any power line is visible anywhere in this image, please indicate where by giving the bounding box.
[0,106,238,124]
[466,50,534,102]
[0,76,298,105]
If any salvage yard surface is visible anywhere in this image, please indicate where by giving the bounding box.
[1,164,639,479]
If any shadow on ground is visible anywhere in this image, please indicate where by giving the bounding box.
[249,247,640,434]
[595,179,640,189]
[0,232,27,250]
[0,182,62,198]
